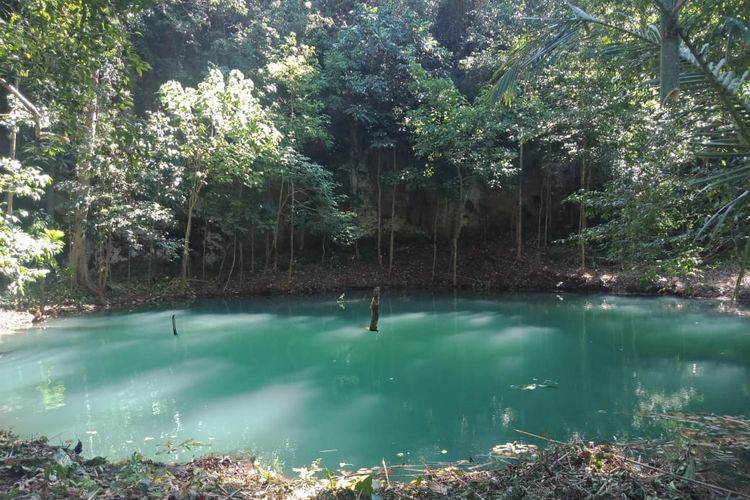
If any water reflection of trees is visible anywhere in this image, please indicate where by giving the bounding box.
[36,366,66,410]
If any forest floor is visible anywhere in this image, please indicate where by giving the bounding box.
[2,242,749,334]
[2,413,749,499]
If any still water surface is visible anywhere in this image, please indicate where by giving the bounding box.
[1,293,749,470]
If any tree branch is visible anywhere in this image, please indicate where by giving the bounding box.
[0,76,44,139]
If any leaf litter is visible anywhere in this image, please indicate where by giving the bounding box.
[1,413,749,499]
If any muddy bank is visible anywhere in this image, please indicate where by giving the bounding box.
[3,243,748,334]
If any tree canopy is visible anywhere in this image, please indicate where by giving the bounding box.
[1,0,749,301]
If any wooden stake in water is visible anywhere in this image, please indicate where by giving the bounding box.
[369,287,380,332]
[172,314,178,336]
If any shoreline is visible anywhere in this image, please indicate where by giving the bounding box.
[2,258,749,337]
[2,414,749,499]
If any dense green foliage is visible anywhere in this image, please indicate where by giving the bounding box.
[0,0,748,300]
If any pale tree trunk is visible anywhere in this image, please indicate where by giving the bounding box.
[273,177,285,271]
[239,241,244,284]
[547,170,553,245]
[660,0,681,102]
[432,199,439,283]
[733,235,750,302]
[579,159,588,270]
[202,223,208,280]
[377,149,383,267]
[264,232,270,271]
[223,233,237,294]
[388,148,396,277]
[288,179,295,279]
[6,84,17,216]
[251,224,256,273]
[516,141,524,260]
[537,173,545,248]
[181,177,200,283]
[70,72,100,294]
[452,165,465,287]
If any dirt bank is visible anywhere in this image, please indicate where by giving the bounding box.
[3,243,748,336]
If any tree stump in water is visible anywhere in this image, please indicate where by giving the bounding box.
[369,287,380,331]
[172,314,178,336]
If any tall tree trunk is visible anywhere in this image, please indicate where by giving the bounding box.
[70,72,100,294]
[660,0,680,102]
[733,234,750,302]
[181,180,200,283]
[432,199,439,283]
[452,165,465,287]
[251,223,256,273]
[273,177,285,271]
[388,148,396,278]
[537,172,545,248]
[6,89,17,216]
[579,159,588,270]
[202,223,208,280]
[223,234,237,294]
[544,170,552,247]
[288,179,295,279]
[239,241,244,285]
[321,236,326,265]
[264,232,270,272]
[516,141,524,260]
[377,149,383,267]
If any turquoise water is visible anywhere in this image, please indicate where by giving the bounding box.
[1,293,749,471]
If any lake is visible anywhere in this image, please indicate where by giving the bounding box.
[1,293,748,472]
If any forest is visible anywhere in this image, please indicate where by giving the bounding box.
[1,0,749,303]
[2,2,750,498]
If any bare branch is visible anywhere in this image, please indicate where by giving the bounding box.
[0,76,44,139]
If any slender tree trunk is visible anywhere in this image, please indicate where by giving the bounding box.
[70,71,100,294]
[733,235,750,302]
[264,232,270,272]
[545,171,551,247]
[147,240,154,288]
[377,149,383,267]
[239,241,244,284]
[223,234,237,294]
[127,242,131,290]
[452,165,465,287]
[388,147,396,277]
[432,199,439,283]
[181,183,199,284]
[273,177,285,271]
[537,172,545,248]
[321,237,326,265]
[579,159,588,270]
[289,179,295,279]
[660,0,680,103]
[516,141,524,260]
[202,223,208,280]
[217,240,227,280]
[251,224,256,273]
[6,95,16,216]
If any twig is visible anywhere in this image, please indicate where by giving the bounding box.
[381,458,390,487]
[449,468,487,500]
[551,450,573,467]
[625,457,750,499]
[86,488,101,500]
[514,429,567,445]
